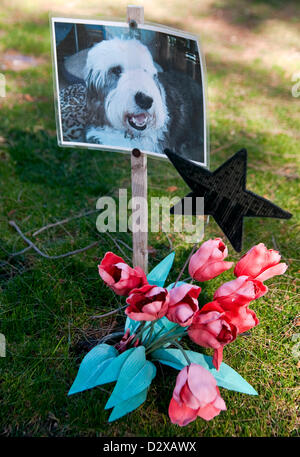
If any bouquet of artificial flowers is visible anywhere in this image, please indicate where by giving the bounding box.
[68,239,287,425]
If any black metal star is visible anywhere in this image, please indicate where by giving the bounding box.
[164,148,292,252]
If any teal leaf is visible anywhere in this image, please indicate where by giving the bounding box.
[125,316,140,334]
[125,316,184,348]
[151,348,258,396]
[147,251,175,287]
[96,348,134,385]
[106,359,155,408]
[166,281,187,291]
[108,388,148,422]
[105,346,156,409]
[68,344,118,395]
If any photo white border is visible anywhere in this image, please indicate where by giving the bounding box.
[50,16,209,168]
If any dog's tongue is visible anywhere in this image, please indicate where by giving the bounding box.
[132,113,147,124]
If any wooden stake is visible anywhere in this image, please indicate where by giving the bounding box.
[127,5,144,24]
[127,6,148,274]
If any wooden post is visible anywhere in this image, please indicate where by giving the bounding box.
[127,4,144,24]
[127,5,148,274]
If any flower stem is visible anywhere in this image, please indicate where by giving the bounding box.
[172,243,198,288]
[143,321,155,346]
[91,304,127,319]
[172,340,191,365]
[145,325,180,351]
[145,327,187,354]
[131,321,149,345]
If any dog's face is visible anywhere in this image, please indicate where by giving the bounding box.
[84,38,167,135]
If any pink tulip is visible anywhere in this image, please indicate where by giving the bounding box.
[166,284,201,327]
[125,284,169,321]
[98,252,147,296]
[188,302,237,370]
[168,364,226,425]
[189,238,233,282]
[213,275,267,306]
[234,243,288,282]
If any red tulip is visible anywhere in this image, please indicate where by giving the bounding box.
[213,275,267,306]
[98,252,147,296]
[114,329,139,353]
[188,238,233,282]
[222,305,259,334]
[166,284,201,327]
[125,284,169,321]
[234,243,288,282]
[188,302,237,370]
[168,364,226,425]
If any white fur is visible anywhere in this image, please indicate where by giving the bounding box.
[84,38,169,152]
[86,124,167,152]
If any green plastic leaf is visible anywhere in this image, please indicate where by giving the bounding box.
[147,251,175,287]
[105,346,156,409]
[108,388,148,422]
[68,344,118,395]
[151,348,258,396]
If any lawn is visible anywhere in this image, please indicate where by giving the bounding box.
[0,0,299,437]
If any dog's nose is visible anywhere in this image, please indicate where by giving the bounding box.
[135,92,153,110]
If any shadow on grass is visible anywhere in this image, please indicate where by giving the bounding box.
[208,0,300,29]
[206,53,289,100]
[4,128,133,197]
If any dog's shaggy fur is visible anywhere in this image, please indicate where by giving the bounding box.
[59,37,204,162]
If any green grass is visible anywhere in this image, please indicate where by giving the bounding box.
[0,0,299,437]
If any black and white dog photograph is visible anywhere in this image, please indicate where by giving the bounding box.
[51,18,207,165]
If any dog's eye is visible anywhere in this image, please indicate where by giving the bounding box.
[110,65,122,76]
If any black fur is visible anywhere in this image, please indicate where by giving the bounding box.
[86,67,122,126]
[158,71,204,163]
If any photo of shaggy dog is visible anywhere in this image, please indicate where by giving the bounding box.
[84,38,168,153]
[56,29,206,163]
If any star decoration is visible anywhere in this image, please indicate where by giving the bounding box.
[164,148,292,252]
